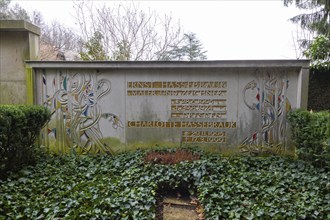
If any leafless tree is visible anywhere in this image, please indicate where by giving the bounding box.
[41,20,79,52]
[73,1,184,61]
[38,20,81,60]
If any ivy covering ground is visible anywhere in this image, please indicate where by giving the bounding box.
[0,149,329,219]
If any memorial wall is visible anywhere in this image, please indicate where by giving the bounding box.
[29,61,309,154]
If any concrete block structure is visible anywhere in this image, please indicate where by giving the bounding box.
[28,60,309,155]
[0,20,40,104]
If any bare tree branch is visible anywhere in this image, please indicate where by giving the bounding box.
[74,0,184,61]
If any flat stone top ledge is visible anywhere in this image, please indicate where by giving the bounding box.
[26,60,310,69]
[0,20,40,35]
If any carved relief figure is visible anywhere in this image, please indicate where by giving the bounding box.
[241,71,291,154]
[42,71,123,155]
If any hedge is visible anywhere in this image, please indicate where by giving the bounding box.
[288,109,330,168]
[0,105,50,178]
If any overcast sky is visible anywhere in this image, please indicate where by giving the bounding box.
[13,0,305,60]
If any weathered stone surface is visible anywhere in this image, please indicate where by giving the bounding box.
[0,20,40,104]
[29,60,309,154]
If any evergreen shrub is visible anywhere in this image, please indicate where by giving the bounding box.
[288,109,330,168]
[0,105,50,177]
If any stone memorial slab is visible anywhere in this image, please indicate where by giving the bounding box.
[29,60,309,155]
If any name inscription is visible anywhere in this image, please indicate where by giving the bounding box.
[127,81,234,143]
[127,121,236,129]
[127,81,227,89]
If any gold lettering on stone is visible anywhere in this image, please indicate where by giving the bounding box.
[126,90,227,97]
[127,82,152,88]
[182,131,227,143]
[171,99,226,105]
[127,121,236,129]
[171,113,227,119]
[171,105,227,112]
[170,98,227,119]
[127,81,233,144]
[127,81,227,89]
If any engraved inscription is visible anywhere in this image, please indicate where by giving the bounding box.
[127,90,227,96]
[127,121,236,129]
[171,112,226,119]
[171,99,226,105]
[170,98,227,119]
[127,81,229,119]
[127,81,227,89]
[171,105,227,112]
[182,131,227,143]
[127,81,234,145]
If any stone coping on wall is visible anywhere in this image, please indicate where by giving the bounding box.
[26,60,310,69]
[0,20,40,35]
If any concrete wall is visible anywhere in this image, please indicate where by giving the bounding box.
[0,20,40,104]
[29,60,309,155]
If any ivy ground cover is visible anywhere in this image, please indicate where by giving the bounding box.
[0,149,329,219]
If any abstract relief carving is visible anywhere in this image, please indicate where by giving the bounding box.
[42,71,123,154]
[240,71,291,154]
